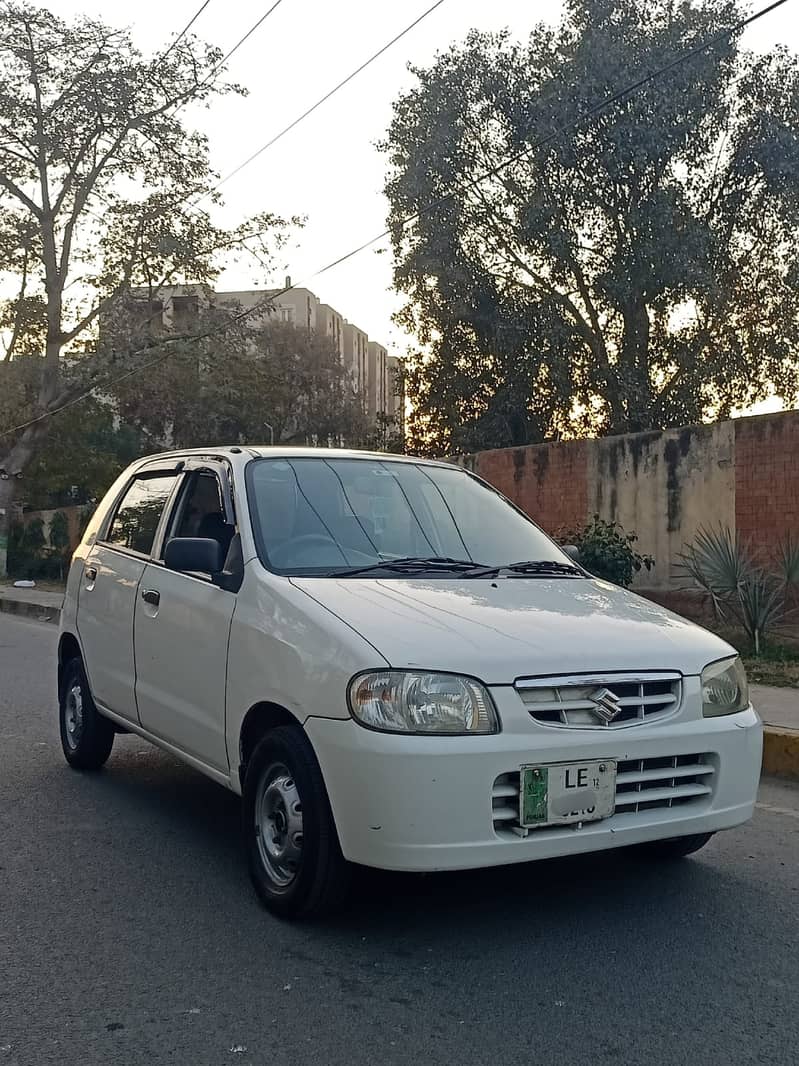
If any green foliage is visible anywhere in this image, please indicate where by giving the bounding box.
[560,516,653,587]
[677,526,750,618]
[112,315,369,451]
[0,1,294,574]
[7,517,55,580]
[382,0,799,455]
[48,512,70,553]
[777,534,799,588]
[679,526,798,655]
[19,398,146,510]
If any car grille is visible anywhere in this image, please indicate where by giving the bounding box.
[492,753,714,837]
[515,672,682,728]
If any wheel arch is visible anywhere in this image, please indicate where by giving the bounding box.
[238,701,303,789]
[57,631,83,693]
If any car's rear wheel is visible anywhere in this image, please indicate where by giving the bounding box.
[635,832,715,859]
[59,657,115,770]
[242,725,351,918]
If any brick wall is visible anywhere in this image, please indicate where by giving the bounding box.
[458,409,799,588]
[462,441,590,534]
[734,411,799,557]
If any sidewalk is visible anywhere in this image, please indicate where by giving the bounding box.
[0,585,64,624]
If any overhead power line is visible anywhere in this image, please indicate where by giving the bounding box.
[160,0,215,63]
[205,0,447,199]
[1,0,790,441]
[211,0,286,78]
[301,0,793,283]
[165,0,288,102]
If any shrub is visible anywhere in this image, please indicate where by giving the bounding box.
[678,526,798,656]
[560,516,654,588]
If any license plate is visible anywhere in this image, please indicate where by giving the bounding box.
[520,760,617,828]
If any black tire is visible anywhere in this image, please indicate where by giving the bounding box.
[242,725,351,919]
[59,656,115,770]
[635,832,715,859]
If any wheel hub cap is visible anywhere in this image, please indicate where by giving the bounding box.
[64,684,84,750]
[255,763,304,888]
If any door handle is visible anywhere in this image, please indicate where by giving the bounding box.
[85,565,97,582]
[141,589,160,607]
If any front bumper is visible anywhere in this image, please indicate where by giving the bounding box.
[305,687,763,872]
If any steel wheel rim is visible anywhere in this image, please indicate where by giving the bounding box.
[64,683,84,750]
[254,761,304,889]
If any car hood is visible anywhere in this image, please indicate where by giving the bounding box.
[291,575,733,682]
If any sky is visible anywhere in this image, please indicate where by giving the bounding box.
[45,0,798,391]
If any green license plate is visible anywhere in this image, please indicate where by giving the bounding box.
[520,760,617,828]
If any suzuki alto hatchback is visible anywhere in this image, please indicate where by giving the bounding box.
[58,447,763,916]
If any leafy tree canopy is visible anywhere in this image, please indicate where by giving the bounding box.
[383,0,799,455]
[0,1,292,572]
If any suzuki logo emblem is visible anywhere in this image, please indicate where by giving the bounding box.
[589,686,623,724]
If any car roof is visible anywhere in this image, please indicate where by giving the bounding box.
[134,445,458,471]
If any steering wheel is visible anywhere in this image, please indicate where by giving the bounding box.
[270,533,344,568]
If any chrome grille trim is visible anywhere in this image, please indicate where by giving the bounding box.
[515,672,682,728]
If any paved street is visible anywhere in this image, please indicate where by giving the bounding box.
[1,613,797,1066]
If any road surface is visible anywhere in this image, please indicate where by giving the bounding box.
[1,612,797,1065]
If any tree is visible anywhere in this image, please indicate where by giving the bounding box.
[382,0,799,456]
[12,396,145,510]
[113,314,369,449]
[0,2,290,573]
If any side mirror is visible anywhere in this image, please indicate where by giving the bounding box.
[562,544,581,564]
[164,537,225,576]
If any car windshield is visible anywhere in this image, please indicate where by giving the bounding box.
[246,456,573,577]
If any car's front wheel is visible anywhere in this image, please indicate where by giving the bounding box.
[59,657,115,770]
[242,725,351,918]
[635,832,715,859]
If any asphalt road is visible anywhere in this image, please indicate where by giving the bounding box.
[1,613,798,1066]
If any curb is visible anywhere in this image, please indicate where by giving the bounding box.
[762,727,799,782]
[0,597,62,625]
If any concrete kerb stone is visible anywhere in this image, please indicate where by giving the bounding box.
[0,594,62,625]
[762,728,799,782]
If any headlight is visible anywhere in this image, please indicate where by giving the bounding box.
[348,671,499,734]
[701,657,749,717]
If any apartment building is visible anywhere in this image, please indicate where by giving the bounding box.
[128,282,400,427]
[343,323,369,400]
[219,281,321,332]
[387,355,405,433]
[367,342,387,421]
[316,303,345,363]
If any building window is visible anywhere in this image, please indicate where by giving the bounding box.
[171,295,199,329]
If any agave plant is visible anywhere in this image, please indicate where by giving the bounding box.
[677,526,753,621]
[777,535,799,590]
[736,569,785,656]
[678,525,794,656]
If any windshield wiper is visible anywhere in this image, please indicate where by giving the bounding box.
[327,556,485,577]
[465,559,584,579]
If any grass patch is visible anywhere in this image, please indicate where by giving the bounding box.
[745,656,799,690]
[707,627,799,688]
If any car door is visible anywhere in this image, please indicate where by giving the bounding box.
[77,469,181,723]
[133,463,237,772]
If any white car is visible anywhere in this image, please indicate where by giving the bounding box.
[58,447,762,917]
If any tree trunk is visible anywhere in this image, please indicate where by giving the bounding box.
[0,427,44,578]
